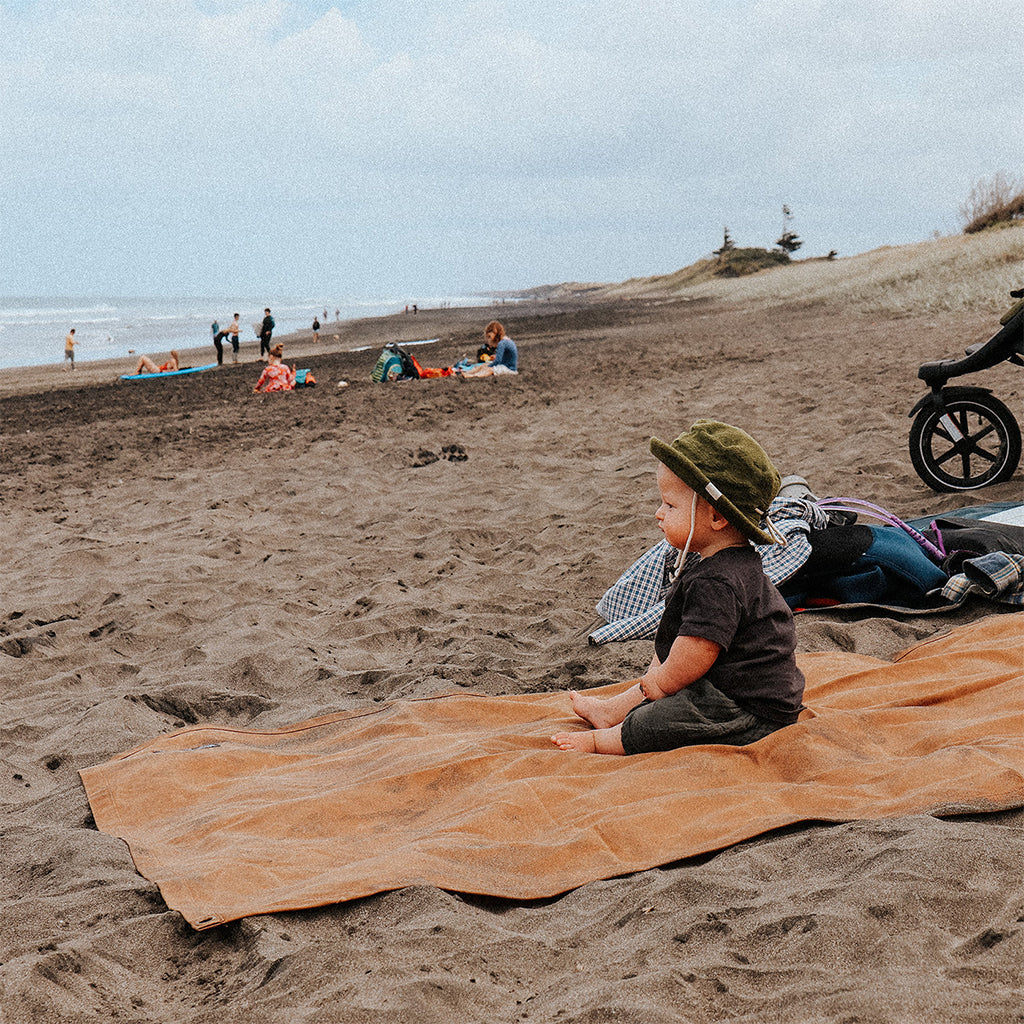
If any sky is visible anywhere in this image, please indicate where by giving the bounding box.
[1,0,1022,299]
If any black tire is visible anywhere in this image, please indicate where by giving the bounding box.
[909,391,1022,491]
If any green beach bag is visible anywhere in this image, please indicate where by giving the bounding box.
[371,349,403,382]
[371,343,418,382]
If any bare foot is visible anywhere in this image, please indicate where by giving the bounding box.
[552,726,626,755]
[569,690,622,730]
[551,730,597,752]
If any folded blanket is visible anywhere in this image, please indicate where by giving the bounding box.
[80,614,1024,930]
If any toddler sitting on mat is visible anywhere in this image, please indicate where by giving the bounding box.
[552,420,805,755]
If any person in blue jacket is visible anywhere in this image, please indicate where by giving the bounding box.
[459,321,518,377]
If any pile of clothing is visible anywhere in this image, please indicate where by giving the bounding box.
[591,496,1024,644]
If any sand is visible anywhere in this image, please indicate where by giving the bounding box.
[1,296,1022,1023]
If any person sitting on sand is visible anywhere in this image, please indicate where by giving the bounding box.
[134,350,180,374]
[458,321,518,377]
[552,420,804,756]
[253,343,296,392]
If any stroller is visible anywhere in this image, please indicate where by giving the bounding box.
[908,288,1024,491]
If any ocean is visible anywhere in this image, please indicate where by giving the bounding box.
[0,294,493,372]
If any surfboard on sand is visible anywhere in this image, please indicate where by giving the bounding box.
[120,363,219,381]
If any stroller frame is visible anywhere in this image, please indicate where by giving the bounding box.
[908,289,1024,491]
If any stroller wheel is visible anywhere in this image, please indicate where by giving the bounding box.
[909,390,1021,491]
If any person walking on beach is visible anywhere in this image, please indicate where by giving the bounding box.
[259,308,275,361]
[63,328,77,370]
[551,420,804,756]
[227,313,241,363]
[312,316,321,343]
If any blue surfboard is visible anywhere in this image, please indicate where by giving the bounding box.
[120,363,219,381]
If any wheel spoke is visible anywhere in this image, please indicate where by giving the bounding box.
[965,445,998,464]
[960,448,973,480]
[964,419,999,464]
[934,445,964,467]
[966,422,996,447]
[932,413,1001,478]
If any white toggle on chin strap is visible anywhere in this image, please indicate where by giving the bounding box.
[756,506,788,546]
[673,490,700,570]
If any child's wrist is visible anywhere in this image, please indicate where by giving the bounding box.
[639,678,662,700]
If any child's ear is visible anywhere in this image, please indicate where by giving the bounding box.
[708,507,731,532]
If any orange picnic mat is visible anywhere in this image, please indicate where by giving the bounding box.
[80,614,1024,930]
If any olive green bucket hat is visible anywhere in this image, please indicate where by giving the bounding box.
[650,420,782,545]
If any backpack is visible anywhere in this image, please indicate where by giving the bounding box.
[295,369,316,387]
[371,343,419,382]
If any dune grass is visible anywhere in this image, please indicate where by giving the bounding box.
[605,224,1024,316]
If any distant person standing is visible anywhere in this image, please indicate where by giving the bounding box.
[211,320,227,365]
[312,316,321,343]
[227,313,241,363]
[63,328,76,370]
[259,308,275,361]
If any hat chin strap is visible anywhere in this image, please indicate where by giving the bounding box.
[673,491,699,570]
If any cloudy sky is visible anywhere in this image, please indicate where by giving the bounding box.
[1,0,1022,299]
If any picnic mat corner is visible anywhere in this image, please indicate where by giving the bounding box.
[80,613,1024,929]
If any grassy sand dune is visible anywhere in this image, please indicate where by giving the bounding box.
[591,223,1024,315]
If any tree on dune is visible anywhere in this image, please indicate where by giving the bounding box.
[713,227,736,258]
[775,204,803,255]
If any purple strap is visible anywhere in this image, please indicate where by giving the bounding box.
[816,497,946,564]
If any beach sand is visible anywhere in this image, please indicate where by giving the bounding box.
[1,296,1022,1022]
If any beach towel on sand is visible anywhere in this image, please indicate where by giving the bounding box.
[80,614,1024,931]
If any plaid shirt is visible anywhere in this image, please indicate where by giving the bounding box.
[936,552,1024,606]
[591,540,692,644]
[589,497,829,644]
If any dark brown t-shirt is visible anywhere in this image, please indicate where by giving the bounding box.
[655,545,805,724]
